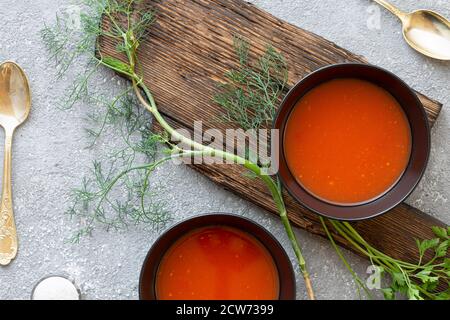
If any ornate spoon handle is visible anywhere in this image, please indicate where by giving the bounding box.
[373,0,408,21]
[0,132,18,266]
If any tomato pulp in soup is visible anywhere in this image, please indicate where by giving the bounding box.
[156,226,279,300]
[284,78,411,205]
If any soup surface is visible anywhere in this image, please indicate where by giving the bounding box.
[156,226,279,300]
[284,78,411,205]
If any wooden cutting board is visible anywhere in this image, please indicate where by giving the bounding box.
[98,0,447,263]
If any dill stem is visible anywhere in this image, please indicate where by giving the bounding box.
[131,77,315,300]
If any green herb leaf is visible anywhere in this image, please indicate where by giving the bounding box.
[416,269,439,284]
[392,272,406,287]
[435,240,449,258]
[407,287,422,300]
[418,238,440,256]
[432,226,448,240]
[444,258,450,269]
[381,288,395,300]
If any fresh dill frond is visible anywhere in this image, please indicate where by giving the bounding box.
[42,0,170,241]
[41,0,156,107]
[214,36,289,130]
[65,91,172,240]
[66,157,171,244]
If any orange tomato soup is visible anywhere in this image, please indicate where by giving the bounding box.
[284,78,411,205]
[156,226,279,300]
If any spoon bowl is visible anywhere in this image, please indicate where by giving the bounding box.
[0,62,31,129]
[402,10,450,61]
[0,61,31,266]
[374,0,450,61]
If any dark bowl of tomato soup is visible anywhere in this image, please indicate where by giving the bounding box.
[275,63,430,221]
[139,214,296,300]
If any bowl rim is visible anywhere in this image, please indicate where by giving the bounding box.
[274,62,430,221]
[139,213,297,300]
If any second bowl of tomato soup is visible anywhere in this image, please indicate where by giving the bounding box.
[275,64,430,220]
[139,214,296,300]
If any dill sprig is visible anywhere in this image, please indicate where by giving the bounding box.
[66,155,170,244]
[41,0,171,240]
[214,36,288,130]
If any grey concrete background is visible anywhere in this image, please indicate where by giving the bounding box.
[0,0,448,300]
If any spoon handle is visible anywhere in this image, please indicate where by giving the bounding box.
[0,132,17,265]
[374,0,407,22]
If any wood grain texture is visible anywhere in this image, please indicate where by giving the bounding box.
[98,0,447,262]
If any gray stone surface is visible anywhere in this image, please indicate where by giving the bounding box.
[0,0,448,300]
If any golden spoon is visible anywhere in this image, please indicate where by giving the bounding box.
[0,62,31,265]
[374,0,450,60]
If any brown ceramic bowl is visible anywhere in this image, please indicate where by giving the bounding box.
[139,213,296,300]
[275,63,430,221]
